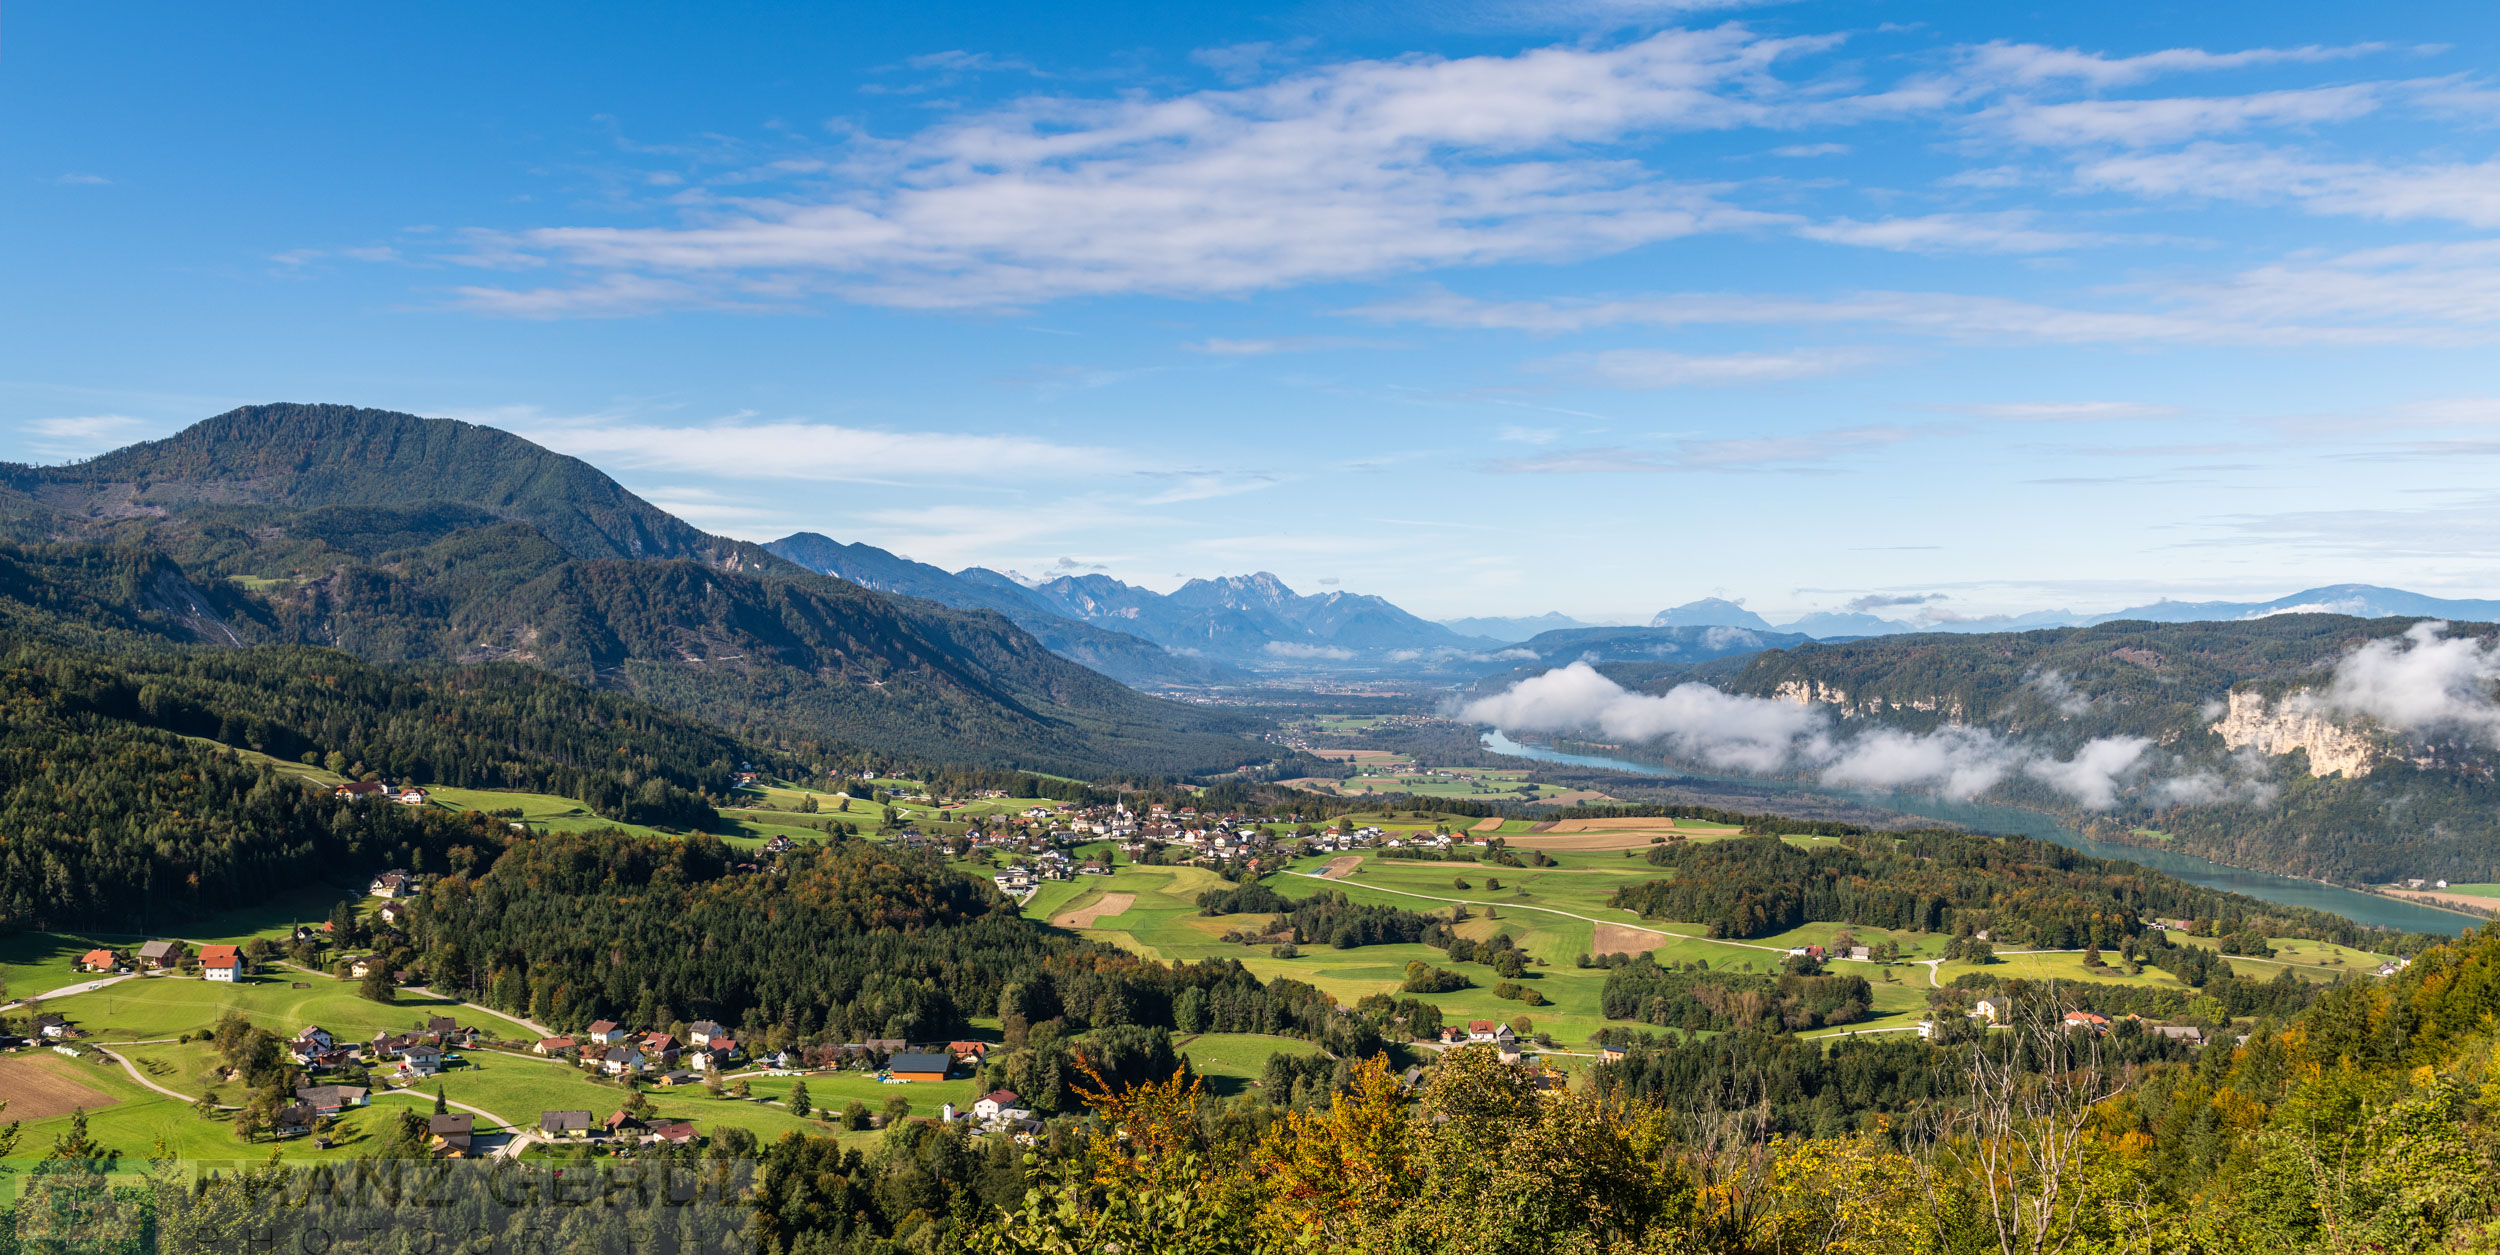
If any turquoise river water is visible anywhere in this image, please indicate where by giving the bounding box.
[1481,730,2473,935]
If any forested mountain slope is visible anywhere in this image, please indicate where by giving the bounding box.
[1716,617,2500,882]
[0,631,784,930]
[0,406,1269,777]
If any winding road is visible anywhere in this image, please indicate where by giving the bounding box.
[85,1043,529,1157]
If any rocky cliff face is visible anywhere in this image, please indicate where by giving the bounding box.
[2209,689,2381,777]
[1771,678,1965,721]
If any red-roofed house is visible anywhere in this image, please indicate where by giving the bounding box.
[79,948,118,973]
[199,944,245,982]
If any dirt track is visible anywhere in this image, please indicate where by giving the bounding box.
[1316,857,1363,880]
[1591,923,1674,956]
[0,1055,118,1121]
[1508,831,1673,851]
[1052,893,1136,929]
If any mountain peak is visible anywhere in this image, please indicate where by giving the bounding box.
[1650,598,1775,632]
[26,402,725,566]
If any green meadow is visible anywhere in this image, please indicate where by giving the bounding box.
[1027,849,1947,1046]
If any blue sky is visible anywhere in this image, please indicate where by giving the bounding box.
[7,1,2499,623]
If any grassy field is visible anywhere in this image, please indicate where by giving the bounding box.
[1934,949,2192,992]
[2168,934,2394,983]
[2432,884,2500,899]
[7,1049,469,1162]
[1316,768,1576,802]
[58,970,540,1045]
[1178,1032,1323,1098]
[1030,851,1946,1046]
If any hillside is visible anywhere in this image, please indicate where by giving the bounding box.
[0,406,1270,778]
[0,626,798,930]
[1713,617,2500,882]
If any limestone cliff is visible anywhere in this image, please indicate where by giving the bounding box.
[2209,689,2380,777]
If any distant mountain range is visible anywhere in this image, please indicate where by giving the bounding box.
[1635,586,2500,640]
[768,534,1503,668]
[1437,612,1602,641]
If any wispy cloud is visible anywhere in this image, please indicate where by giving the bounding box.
[1796,211,2141,254]
[1942,401,2182,422]
[1351,236,2500,347]
[2078,143,2500,228]
[1181,335,1400,355]
[1532,346,1880,387]
[490,413,1143,481]
[1493,423,1919,473]
[1961,40,2399,90]
[21,414,148,460]
[443,27,1930,313]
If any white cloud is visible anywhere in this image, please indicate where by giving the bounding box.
[23,414,147,460]
[1181,335,1396,355]
[1987,84,2384,148]
[1533,346,1879,387]
[1796,211,2133,254]
[1264,641,1357,660]
[1459,660,2153,806]
[446,27,1934,312]
[1351,236,2500,347]
[502,415,1140,481]
[2317,620,2500,745]
[1493,424,1917,473]
[1944,401,2182,422]
[1961,40,2395,90]
[2078,143,2500,228]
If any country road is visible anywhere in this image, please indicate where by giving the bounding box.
[89,1044,530,1156]
[1,973,135,1013]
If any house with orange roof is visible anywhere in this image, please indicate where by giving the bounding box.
[199,944,246,982]
[79,948,119,973]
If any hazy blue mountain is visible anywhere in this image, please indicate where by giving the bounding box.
[1777,611,1920,638]
[1650,598,1777,631]
[981,567,1495,662]
[765,534,1236,687]
[1518,622,1813,666]
[1439,612,1597,641]
[2090,583,2500,625]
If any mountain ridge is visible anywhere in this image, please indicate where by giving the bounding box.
[0,404,1269,777]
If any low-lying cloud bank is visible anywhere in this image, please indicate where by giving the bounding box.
[2315,621,2500,746]
[1462,622,2500,810]
[1458,661,2154,808]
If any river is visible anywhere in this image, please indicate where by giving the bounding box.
[1481,730,2474,936]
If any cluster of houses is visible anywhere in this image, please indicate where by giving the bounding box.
[77,940,249,981]
[289,1017,480,1081]
[536,1109,702,1148]
[534,1019,763,1084]
[335,782,433,807]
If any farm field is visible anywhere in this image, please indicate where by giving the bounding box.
[1177,1032,1322,1098]
[2168,934,2394,983]
[1319,767,1579,803]
[1030,851,1941,1046]
[1933,949,2193,992]
[6,1047,456,1162]
[57,971,540,1045]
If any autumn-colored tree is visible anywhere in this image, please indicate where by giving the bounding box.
[1249,1053,1416,1247]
